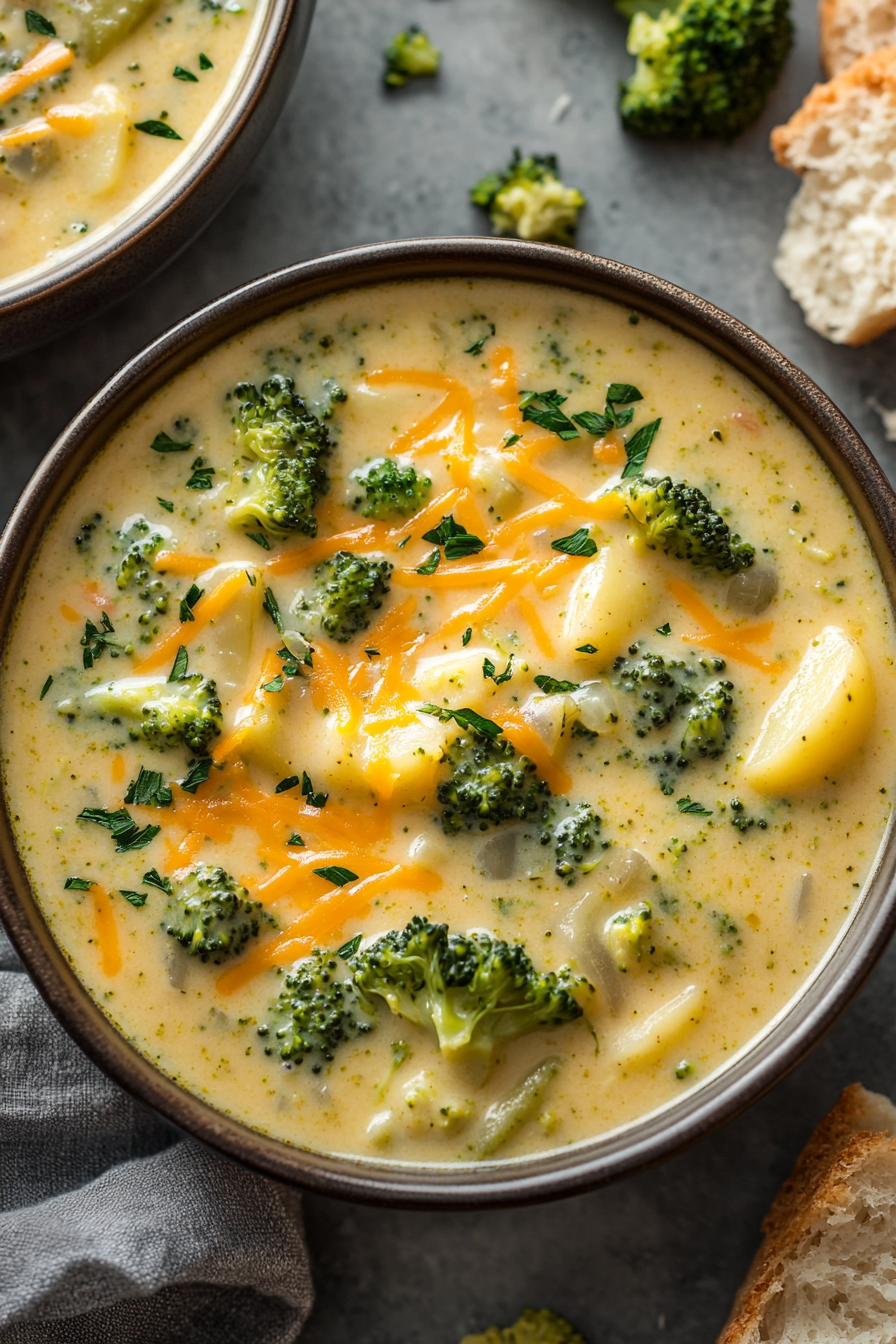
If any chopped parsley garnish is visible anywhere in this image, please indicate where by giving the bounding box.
[25,9,56,34]
[483,655,513,685]
[262,586,283,632]
[81,612,122,669]
[275,775,300,794]
[179,757,213,794]
[518,389,578,440]
[576,643,597,654]
[173,64,198,81]
[572,383,643,437]
[419,704,502,738]
[157,498,174,512]
[676,797,713,817]
[416,549,440,575]
[607,382,643,405]
[262,673,284,692]
[178,583,204,623]
[246,532,271,550]
[143,868,173,894]
[462,627,472,646]
[534,674,579,694]
[185,457,215,489]
[168,645,189,682]
[365,648,379,659]
[301,772,328,808]
[464,323,495,356]
[621,417,662,479]
[199,52,213,69]
[64,876,93,891]
[656,622,672,636]
[77,806,160,852]
[39,674,53,701]
[286,833,305,847]
[150,431,191,453]
[135,119,183,140]
[551,527,597,558]
[313,865,359,887]
[119,889,148,907]
[422,514,485,561]
[337,933,362,959]
[124,766,173,807]
[503,433,521,448]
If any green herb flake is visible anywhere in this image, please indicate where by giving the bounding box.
[135,119,183,140]
[365,648,379,659]
[462,627,472,646]
[64,876,93,891]
[173,64,198,81]
[124,766,173,807]
[337,933,362,959]
[157,497,174,512]
[534,674,579,694]
[275,775,300,794]
[263,673,284,693]
[25,10,56,35]
[151,432,191,452]
[178,583,204,623]
[313,865,359,886]
[606,382,643,405]
[185,456,215,489]
[81,612,121,670]
[286,833,305,847]
[621,417,662,480]
[198,52,213,69]
[518,389,578,441]
[77,806,160,852]
[416,548,440,576]
[168,645,189,682]
[301,772,328,808]
[464,323,495,356]
[179,757,213,794]
[503,433,521,448]
[551,527,597,558]
[143,868,173,894]
[39,674,53,701]
[419,704,502,738]
[483,655,513,685]
[576,643,597,654]
[422,514,485,560]
[656,622,672,636]
[119,889,148,907]
[676,796,713,817]
[262,586,283,632]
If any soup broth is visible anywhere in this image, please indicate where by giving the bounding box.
[3,278,894,1165]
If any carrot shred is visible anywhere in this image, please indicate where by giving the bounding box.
[665,577,777,672]
[494,707,572,795]
[60,603,81,623]
[0,40,74,106]
[515,594,555,658]
[92,885,122,977]
[132,570,249,673]
[153,551,220,576]
[110,754,125,784]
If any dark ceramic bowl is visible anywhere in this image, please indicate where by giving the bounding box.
[2,238,896,1207]
[0,0,315,360]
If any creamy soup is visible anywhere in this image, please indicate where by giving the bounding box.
[3,278,895,1165]
[0,0,254,282]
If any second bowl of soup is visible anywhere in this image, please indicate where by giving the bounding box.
[2,239,895,1203]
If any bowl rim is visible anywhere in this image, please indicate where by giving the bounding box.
[3,235,896,1209]
[0,0,300,317]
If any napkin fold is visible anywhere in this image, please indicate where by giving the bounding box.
[0,924,313,1343]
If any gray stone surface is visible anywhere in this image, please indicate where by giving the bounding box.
[3,0,896,1339]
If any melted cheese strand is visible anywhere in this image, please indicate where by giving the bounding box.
[494,707,573,795]
[0,40,74,106]
[92,885,122,977]
[132,570,250,673]
[514,594,555,658]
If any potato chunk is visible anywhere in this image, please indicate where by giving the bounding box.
[563,544,654,666]
[743,626,874,794]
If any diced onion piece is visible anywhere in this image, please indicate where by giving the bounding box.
[563,544,655,666]
[520,691,577,753]
[726,564,778,615]
[613,983,704,1067]
[570,679,618,733]
[600,846,654,892]
[743,626,874,795]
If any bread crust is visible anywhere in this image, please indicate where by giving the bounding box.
[717,1084,896,1344]
[771,44,896,170]
[820,0,845,75]
[819,0,896,76]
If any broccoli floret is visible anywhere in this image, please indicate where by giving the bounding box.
[470,149,586,247]
[295,550,393,643]
[437,729,551,834]
[78,672,223,754]
[541,802,602,885]
[113,516,170,628]
[606,902,654,971]
[349,457,432,520]
[619,0,792,140]
[259,950,375,1070]
[227,375,331,539]
[352,917,583,1064]
[612,650,700,736]
[383,25,441,87]
[611,475,755,575]
[461,1308,587,1344]
[165,864,274,963]
[679,679,735,759]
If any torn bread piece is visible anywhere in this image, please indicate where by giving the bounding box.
[821,0,896,75]
[718,1082,896,1343]
[771,47,896,345]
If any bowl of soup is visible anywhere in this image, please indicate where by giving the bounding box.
[2,237,895,1206]
[0,0,314,357]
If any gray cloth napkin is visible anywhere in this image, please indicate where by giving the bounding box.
[0,923,313,1343]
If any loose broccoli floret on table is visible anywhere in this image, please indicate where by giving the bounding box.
[165,864,273,963]
[437,728,551,834]
[383,25,441,87]
[618,0,792,140]
[259,950,375,1070]
[352,916,583,1064]
[78,672,223,754]
[679,679,735,759]
[227,374,331,539]
[541,801,602,885]
[610,474,755,575]
[461,1307,588,1343]
[294,550,393,643]
[470,149,585,246]
[349,457,432,520]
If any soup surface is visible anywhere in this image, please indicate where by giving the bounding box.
[0,0,254,282]
[3,278,895,1165]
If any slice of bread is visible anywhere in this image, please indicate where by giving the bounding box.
[771,47,896,345]
[718,1083,896,1343]
[821,0,896,75]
